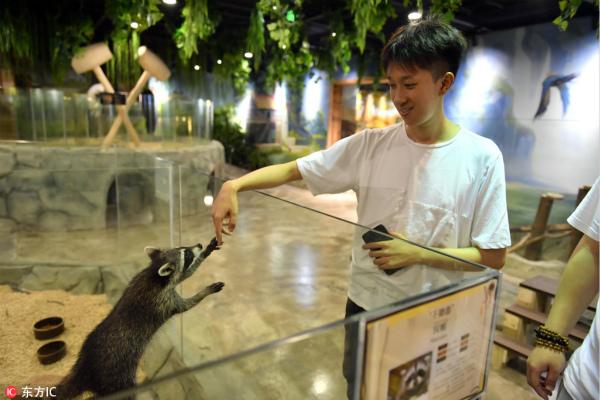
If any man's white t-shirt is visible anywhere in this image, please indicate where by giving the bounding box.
[563,177,599,400]
[297,122,511,310]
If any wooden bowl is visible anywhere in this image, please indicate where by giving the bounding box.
[33,317,64,340]
[37,341,66,365]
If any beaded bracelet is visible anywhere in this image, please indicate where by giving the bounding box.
[534,326,571,352]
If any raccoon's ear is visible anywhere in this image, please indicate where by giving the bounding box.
[158,263,174,277]
[145,246,161,259]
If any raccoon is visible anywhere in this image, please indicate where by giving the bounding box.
[56,238,224,399]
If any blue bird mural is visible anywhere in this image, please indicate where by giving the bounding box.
[534,73,578,119]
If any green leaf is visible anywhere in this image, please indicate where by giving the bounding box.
[561,20,569,31]
[558,0,567,11]
[247,5,265,70]
[569,6,578,18]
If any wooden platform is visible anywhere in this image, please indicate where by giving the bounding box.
[492,275,595,369]
[493,332,533,358]
[505,304,589,341]
[519,275,598,312]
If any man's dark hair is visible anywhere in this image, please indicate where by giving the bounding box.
[381,18,467,80]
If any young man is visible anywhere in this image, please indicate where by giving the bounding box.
[526,178,599,400]
[212,18,510,396]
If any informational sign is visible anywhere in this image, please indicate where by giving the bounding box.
[361,278,498,400]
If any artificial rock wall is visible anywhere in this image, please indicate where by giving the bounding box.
[0,142,224,233]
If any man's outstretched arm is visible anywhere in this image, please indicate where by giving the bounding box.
[211,161,302,244]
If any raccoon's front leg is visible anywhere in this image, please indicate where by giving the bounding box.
[199,238,220,259]
[177,282,225,313]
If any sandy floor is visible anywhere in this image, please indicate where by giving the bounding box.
[0,285,112,389]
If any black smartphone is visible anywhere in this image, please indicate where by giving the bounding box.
[361,224,402,275]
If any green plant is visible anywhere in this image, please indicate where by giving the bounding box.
[313,11,353,78]
[553,0,599,36]
[247,5,266,70]
[0,2,94,86]
[105,0,163,36]
[213,104,270,170]
[430,0,463,22]
[174,0,220,61]
[350,0,397,53]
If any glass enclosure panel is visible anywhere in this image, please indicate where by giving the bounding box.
[173,166,490,381]
[1,145,494,400]
[0,88,213,145]
[177,167,357,367]
[98,271,497,400]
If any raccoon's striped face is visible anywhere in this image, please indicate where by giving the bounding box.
[182,245,202,271]
[144,243,203,281]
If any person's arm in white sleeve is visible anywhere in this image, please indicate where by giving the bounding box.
[211,161,302,244]
[526,233,599,399]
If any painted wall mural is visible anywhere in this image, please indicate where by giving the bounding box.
[534,73,578,119]
[445,16,599,194]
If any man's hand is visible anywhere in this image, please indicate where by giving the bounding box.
[362,231,423,270]
[526,346,566,400]
[211,181,238,245]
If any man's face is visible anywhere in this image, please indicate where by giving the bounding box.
[386,63,445,128]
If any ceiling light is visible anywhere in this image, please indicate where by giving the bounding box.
[408,12,422,21]
[332,32,336,37]
[130,22,139,29]
[162,0,177,4]
[244,52,253,58]
[217,59,222,64]
[194,65,200,70]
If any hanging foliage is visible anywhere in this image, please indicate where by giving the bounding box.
[256,0,314,90]
[0,2,93,86]
[0,5,31,60]
[105,0,163,41]
[106,31,141,91]
[429,0,463,22]
[312,11,352,78]
[247,5,266,71]
[2,0,596,93]
[553,0,599,36]
[350,0,397,53]
[265,40,314,91]
[174,0,220,62]
[210,30,252,93]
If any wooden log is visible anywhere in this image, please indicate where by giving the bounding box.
[524,193,564,260]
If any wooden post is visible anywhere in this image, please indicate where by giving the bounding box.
[524,193,564,261]
[327,83,343,149]
[569,185,592,256]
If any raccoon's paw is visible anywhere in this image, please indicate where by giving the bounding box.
[208,281,225,293]
[205,238,221,254]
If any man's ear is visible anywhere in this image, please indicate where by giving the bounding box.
[439,72,455,95]
[158,263,174,277]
